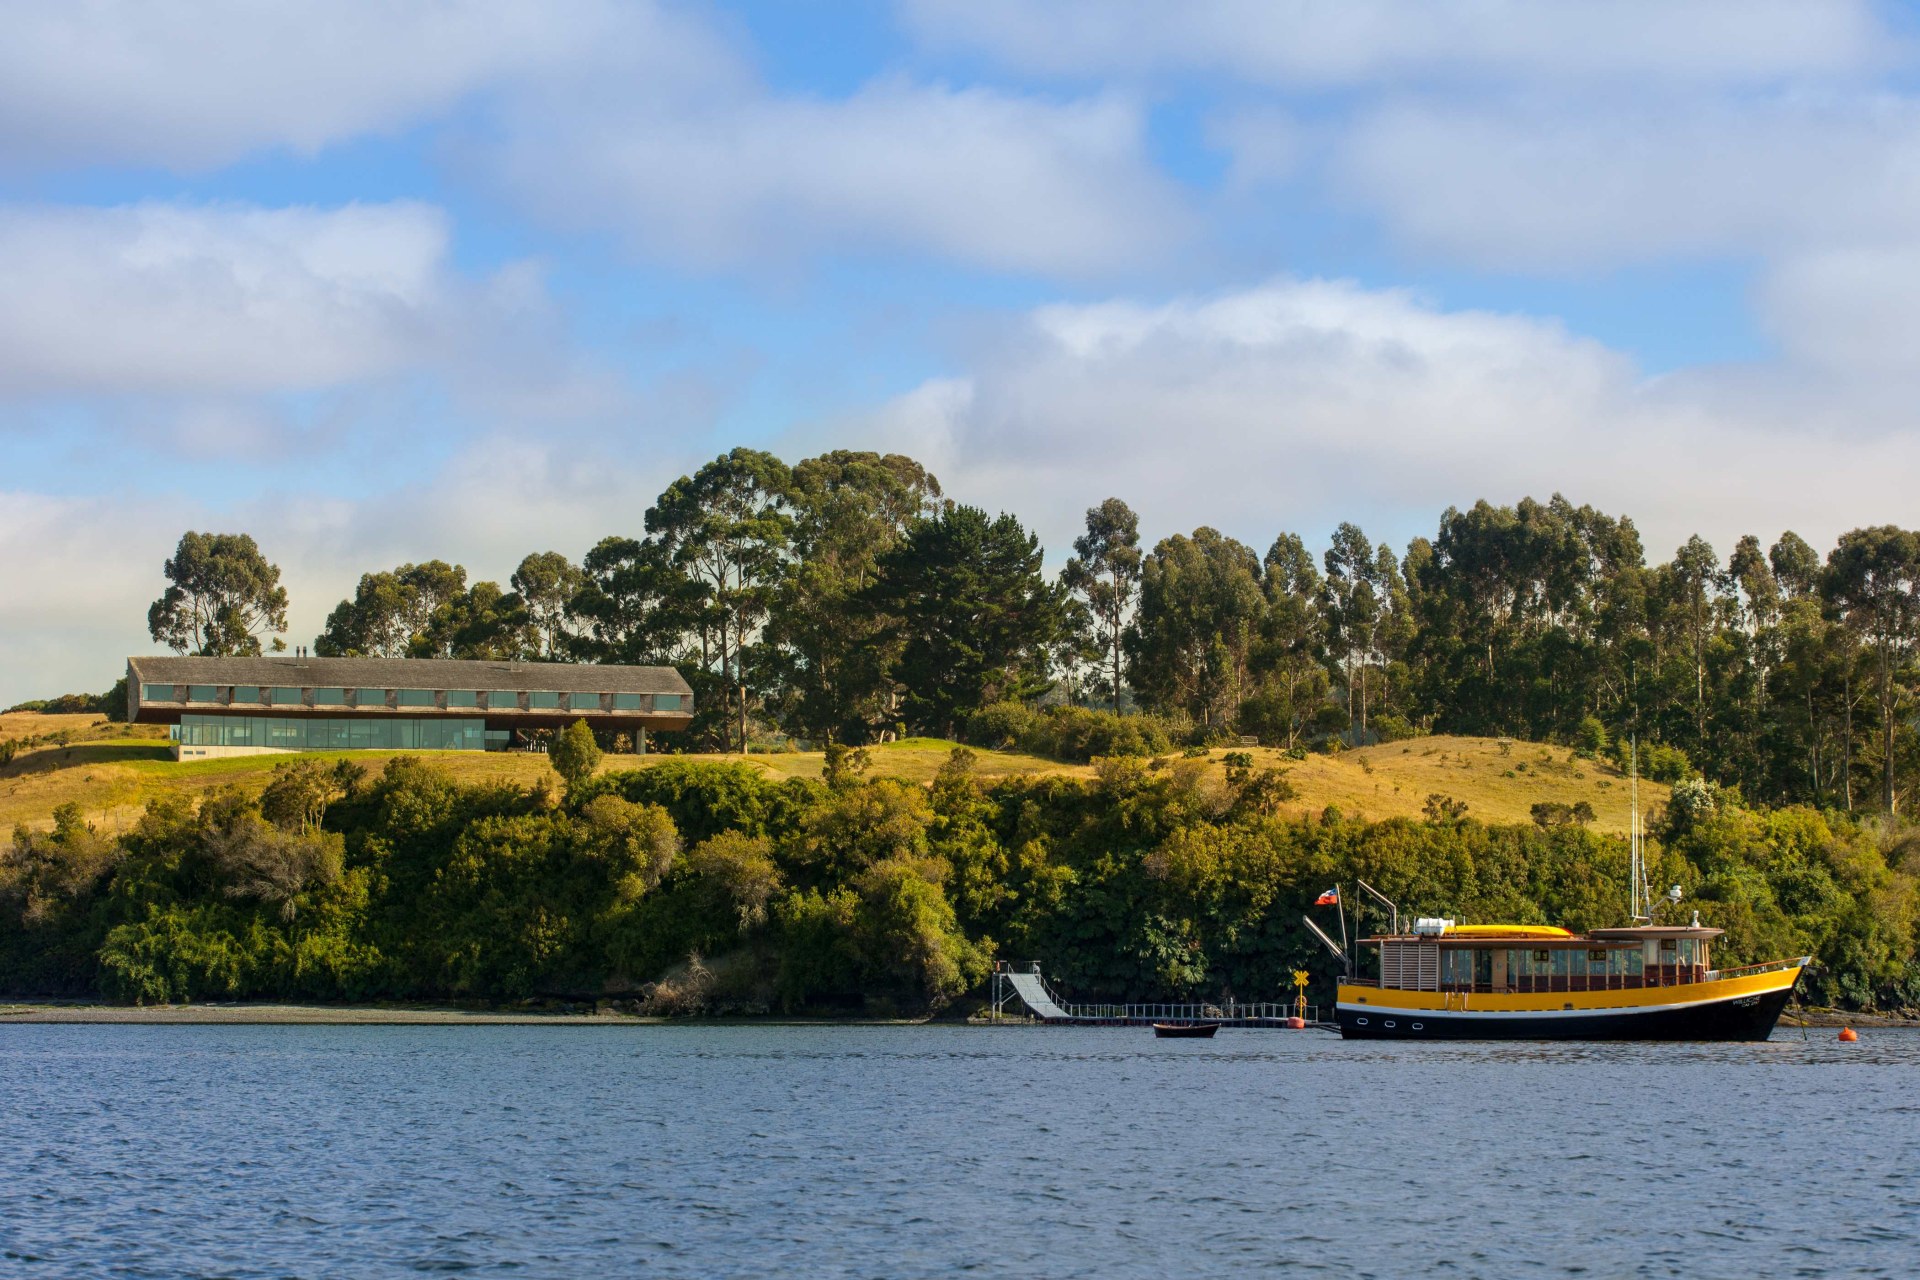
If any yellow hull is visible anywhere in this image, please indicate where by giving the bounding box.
[1339,963,1804,1016]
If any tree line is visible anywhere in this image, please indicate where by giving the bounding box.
[144,448,1920,814]
[7,746,1914,1012]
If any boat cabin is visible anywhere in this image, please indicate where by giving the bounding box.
[1363,923,1724,994]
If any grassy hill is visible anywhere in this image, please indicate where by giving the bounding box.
[1,713,1664,836]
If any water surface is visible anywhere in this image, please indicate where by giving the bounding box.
[2,1023,1915,1278]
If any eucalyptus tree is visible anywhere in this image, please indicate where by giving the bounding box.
[1824,526,1920,814]
[646,448,796,752]
[147,531,290,656]
[1127,527,1264,735]
[316,560,468,657]
[762,451,941,743]
[1061,498,1143,714]
[511,552,587,661]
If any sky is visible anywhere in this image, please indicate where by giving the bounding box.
[6,0,1920,705]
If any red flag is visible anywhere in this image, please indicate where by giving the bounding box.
[1315,887,1340,906]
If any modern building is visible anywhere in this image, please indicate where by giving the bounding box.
[128,655,693,760]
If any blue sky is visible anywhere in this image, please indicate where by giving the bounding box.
[5,0,1920,703]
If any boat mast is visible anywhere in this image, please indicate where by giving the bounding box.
[1630,735,1650,923]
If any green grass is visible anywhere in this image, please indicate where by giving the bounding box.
[2,728,1661,836]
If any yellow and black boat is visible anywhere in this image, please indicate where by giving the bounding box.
[1334,919,1808,1040]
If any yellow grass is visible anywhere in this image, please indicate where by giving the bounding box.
[1,729,1658,836]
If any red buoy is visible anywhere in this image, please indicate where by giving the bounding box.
[1286,1016,1306,1029]
[1838,1027,1859,1042]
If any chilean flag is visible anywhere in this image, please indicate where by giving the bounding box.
[1315,887,1340,906]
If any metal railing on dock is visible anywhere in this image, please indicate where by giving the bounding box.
[988,962,1321,1027]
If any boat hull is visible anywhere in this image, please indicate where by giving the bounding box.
[1336,972,1801,1041]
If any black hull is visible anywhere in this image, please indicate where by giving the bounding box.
[1337,987,1795,1041]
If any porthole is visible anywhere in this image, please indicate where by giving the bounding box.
[1383,1019,1397,1029]
[1355,1017,1369,1026]
[1411,1022,1424,1031]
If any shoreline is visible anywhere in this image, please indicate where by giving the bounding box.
[0,1001,1910,1028]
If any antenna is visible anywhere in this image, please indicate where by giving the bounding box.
[1629,735,1650,923]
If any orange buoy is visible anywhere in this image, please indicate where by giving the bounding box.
[1285,1016,1306,1030]
[1838,1027,1859,1042]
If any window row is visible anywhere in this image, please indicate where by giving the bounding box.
[144,684,683,713]
[178,715,489,752]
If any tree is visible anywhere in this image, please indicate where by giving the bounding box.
[568,536,683,665]
[512,552,586,660]
[1323,523,1379,740]
[147,532,289,655]
[1061,498,1143,714]
[315,561,467,657]
[761,451,940,744]
[416,581,527,659]
[550,720,603,794]
[1242,533,1329,749]
[1824,527,1920,814]
[871,505,1063,739]
[647,449,796,752]
[1127,528,1264,734]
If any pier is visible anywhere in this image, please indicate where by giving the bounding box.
[988,961,1325,1027]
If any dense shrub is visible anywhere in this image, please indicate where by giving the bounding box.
[964,701,1174,762]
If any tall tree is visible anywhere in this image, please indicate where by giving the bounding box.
[568,536,685,666]
[416,581,527,659]
[147,532,289,656]
[1127,528,1264,734]
[511,552,587,661]
[1241,533,1331,748]
[1824,526,1920,814]
[1061,499,1143,714]
[871,505,1062,738]
[315,561,467,657]
[647,449,795,752]
[1322,523,1380,740]
[763,451,941,743]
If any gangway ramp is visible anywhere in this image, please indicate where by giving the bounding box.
[1004,970,1072,1021]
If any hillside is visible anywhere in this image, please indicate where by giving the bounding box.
[1,720,1663,836]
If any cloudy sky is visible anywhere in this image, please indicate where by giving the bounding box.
[4,0,1920,705]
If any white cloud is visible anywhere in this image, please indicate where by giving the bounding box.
[902,0,1891,87]
[0,201,487,396]
[846,277,1920,564]
[0,0,723,172]
[1334,94,1920,270]
[479,73,1186,277]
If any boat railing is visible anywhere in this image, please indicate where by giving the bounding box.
[1708,956,1809,979]
[1348,958,1804,995]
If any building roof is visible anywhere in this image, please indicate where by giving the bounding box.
[127,654,692,696]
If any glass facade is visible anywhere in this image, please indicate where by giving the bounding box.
[179,714,487,752]
[143,683,176,702]
[488,691,518,710]
[448,690,478,707]
[656,694,681,711]
[398,689,436,706]
[270,687,303,705]
[232,686,262,703]
[188,685,221,703]
[613,693,641,710]
[529,691,560,708]
[569,693,600,711]
[355,688,388,707]
[313,688,347,705]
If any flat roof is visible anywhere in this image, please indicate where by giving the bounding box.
[127,654,692,696]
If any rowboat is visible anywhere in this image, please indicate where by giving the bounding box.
[1151,1022,1221,1038]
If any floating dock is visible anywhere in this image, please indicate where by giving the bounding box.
[989,962,1326,1028]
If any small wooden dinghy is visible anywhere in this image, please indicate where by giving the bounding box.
[1152,1022,1220,1038]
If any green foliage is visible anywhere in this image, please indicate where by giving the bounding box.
[6,753,1920,1013]
[550,721,603,793]
[964,701,1174,762]
[147,530,290,656]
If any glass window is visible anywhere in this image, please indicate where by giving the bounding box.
[313,688,347,705]
[447,690,478,708]
[569,693,601,712]
[655,693,681,712]
[489,691,520,710]
[613,692,642,710]
[528,691,560,708]
[142,683,176,702]
[232,686,262,703]
[355,688,387,707]
[398,689,436,707]
[270,687,303,705]
[188,685,221,703]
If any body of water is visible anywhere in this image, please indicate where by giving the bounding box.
[1,1023,1915,1278]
